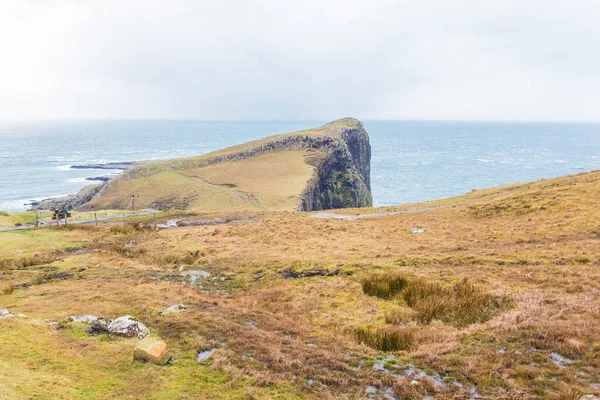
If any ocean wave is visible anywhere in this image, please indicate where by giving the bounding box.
[56,165,72,171]
[66,177,89,183]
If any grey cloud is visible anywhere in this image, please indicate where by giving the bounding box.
[0,0,599,121]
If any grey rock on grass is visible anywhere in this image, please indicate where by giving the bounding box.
[160,304,186,315]
[108,316,150,339]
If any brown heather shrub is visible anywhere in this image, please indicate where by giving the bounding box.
[1,281,15,295]
[352,326,415,351]
[361,273,408,299]
[0,254,60,270]
[110,226,134,235]
[59,224,99,232]
[384,307,416,324]
[403,279,513,326]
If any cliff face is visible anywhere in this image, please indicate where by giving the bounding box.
[36,118,373,212]
[300,120,372,210]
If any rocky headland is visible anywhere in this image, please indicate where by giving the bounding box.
[34,118,373,212]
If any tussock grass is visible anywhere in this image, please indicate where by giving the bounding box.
[384,307,416,324]
[361,273,408,299]
[109,224,152,235]
[403,279,512,326]
[352,326,415,351]
[361,273,512,327]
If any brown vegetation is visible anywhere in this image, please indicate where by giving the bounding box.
[2,170,600,398]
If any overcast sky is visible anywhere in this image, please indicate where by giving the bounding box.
[1,0,599,121]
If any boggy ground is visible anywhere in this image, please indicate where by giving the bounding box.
[1,170,600,399]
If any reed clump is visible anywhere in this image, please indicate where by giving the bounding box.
[403,279,512,326]
[352,326,415,351]
[361,273,408,299]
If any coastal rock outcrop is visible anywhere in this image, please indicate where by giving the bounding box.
[300,121,372,210]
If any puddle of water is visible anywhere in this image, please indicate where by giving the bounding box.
[196,348,217,362]
[352,359,365,371]
[550,352,574,368]
[372,357,451,390]
[157,218,184,229]
[181,270,210,287]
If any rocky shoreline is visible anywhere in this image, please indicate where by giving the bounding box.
[29,163,134,210]
[70,161,137,170]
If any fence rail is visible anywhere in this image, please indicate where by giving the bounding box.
[0,212,156,233]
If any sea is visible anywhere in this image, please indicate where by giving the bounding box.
[1,120,600,212]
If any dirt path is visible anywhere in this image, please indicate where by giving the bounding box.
[311,206,439,220]
[185,174,267,211]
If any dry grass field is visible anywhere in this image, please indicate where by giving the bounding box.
[2,170,600,399]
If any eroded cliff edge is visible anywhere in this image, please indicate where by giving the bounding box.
[299,119,372,210]
[35,118,373,212]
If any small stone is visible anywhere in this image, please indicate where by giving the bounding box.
[411,227,425,234]
[48,322,60,330]
[69,315,98,324]
[160,304,186,315]
[90,318,112,335]
[134,336,171,365]
[108,315,149,339]
[0,308,14,318]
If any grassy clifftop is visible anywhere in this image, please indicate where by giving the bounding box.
[2,169,600,398]
[61,118,372,212]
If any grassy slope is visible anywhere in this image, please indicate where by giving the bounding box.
[85,168,259,212]
[83,118,361,213]
[185,150,316,211]
[1,170,600,399]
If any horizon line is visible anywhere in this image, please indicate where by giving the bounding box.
[1,117,600,124]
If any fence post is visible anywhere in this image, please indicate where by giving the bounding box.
[123,214,126,227]
[153,214,157,230]
[35,210,39,228]
[95,213,98,226]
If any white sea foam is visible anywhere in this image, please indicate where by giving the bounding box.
[56,165,72,171]
[0,194,70,212]
[66,177,89,183]
[0,199,36,212]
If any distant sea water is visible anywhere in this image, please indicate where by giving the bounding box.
[1,120,600,212]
